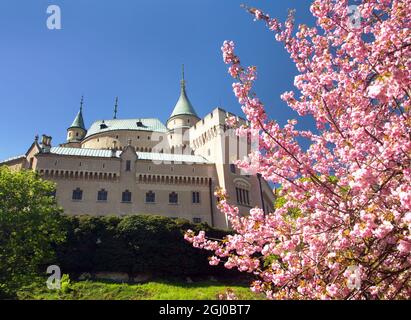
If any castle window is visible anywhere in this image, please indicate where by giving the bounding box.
[76,132,79,137]
[122,190,132,203]
[187,119,190,123]
[126,160,131,171]
[192,191,200,204]
[72,188,83,201]
[230,164,236,174]
[146,191,155,203]
[235,187,250,206]
[193,217,202,224]
[169,192,178,204]
[148,136,150,140]
[97,189,108,201]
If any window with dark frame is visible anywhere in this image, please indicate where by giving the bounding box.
[126,160,131,171]
[72,188,83,201]
[193,217,202,224]
[169,192,178,204]
[146,191,155,203]
[122,190,132,202]
[235,187,250,206]
[230,163,236,174]
[97,189,108,201]
[192,191,200,204]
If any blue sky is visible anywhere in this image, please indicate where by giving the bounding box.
[0,0,315,160]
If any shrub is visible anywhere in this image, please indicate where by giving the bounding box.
[54,215,235,278]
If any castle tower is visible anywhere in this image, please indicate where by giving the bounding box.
[67,96,87,143]
[166,66,200,152]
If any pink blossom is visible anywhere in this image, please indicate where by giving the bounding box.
[186,0,411,300]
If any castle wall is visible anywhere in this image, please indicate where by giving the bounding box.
[188,107,275,226]
[34,152,219,227]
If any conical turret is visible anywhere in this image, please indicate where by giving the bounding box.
[167,65,200,130]
[67,96,87,142]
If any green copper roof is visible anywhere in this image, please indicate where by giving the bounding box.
[136,151,210,164]
[69,97,86,130]
[50,147,116,158]
[84,118,167,139]
[69,109,86,130]
[48,147,210,164]
[169,69,199,119]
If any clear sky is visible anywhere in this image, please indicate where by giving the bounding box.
[0,0,315,160]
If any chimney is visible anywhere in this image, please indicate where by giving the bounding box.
[41,135,52,152]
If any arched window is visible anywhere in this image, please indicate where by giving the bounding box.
[97,189,108,201]
[169,192,178,204]
[122,190,132,203]
[72,188,83,201]
[235,187,250,206]
[146,191,155,203]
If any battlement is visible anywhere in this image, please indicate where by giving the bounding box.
[190,107,248,139]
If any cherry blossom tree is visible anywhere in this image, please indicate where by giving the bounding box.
[186,0,411,299]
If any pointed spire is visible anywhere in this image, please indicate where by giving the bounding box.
[80,95,84,112]
[113,97,118,119]
[181,64,185,89]
[169,65,199,119]
[69,96,86,130]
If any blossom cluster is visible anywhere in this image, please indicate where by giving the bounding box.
[186,0,411,300]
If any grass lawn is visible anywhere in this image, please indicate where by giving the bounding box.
[17,278,264,300]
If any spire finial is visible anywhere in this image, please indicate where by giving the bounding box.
[181,64,186,90]
[114,96,118,119]
[80,95,84,112]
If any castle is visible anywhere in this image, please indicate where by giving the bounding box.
[1,70,275,229]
